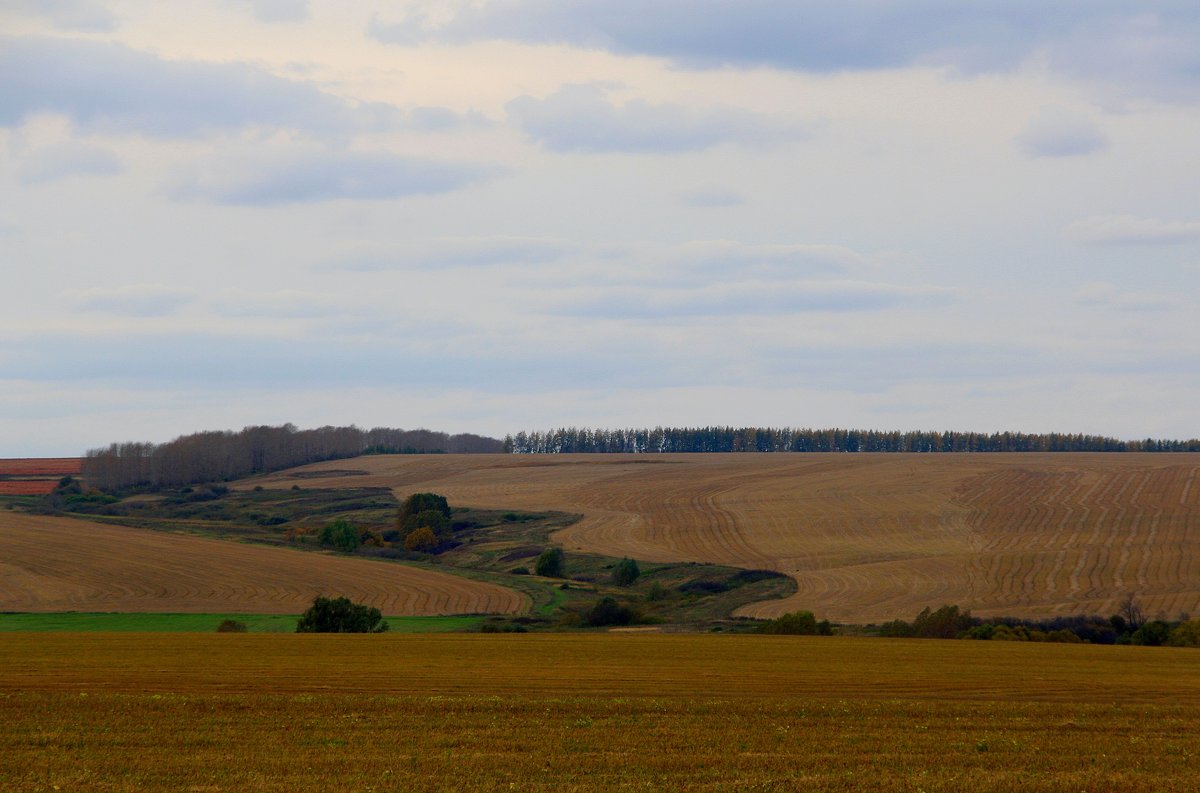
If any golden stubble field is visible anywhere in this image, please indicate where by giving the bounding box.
[250,453,1200,623]
[0,511,526,615]
[2,633,1199,791]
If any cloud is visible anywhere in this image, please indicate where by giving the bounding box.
[8,0,118,32]
[554,280,956,319]
[75,285,195,317]
[371,3,1200,102]
[1074,282,1181,311]
[671,241,867,277]
[325,236,574,271]
[0,36,389,137]
[1014,106,1107,157]
[1066,215,1200,245]
[241,0,310,24]
[506,83,805,153]
[16,141,123,183]
[167,146,494,205]
[679,186,747,208]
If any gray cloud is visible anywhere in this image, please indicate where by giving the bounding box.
[325,236,574,272]
[168,147,494,205]
[1067,215,1200,245]
[16,141,123,183]
[0,36,389,137]
[671,241,865,277]
[8,0,118,32]
[1014,107,1107,157]
[679,186,746,208]
[1074,282,1181,311]
[506,83,805,153]
[369,3,1200,105]
[75,285,195,317]
[554,280,956,319]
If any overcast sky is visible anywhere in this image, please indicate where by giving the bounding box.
[2,1,1199,455]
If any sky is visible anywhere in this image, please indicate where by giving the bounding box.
[2,1,1199,456]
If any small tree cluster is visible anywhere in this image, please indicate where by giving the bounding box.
[535,547,565,577]
[586,596,637,627]
[611,557,640,587]
[296,596,388,633]
[880,605,975,639]
[318,518,363,552]
[395,492,454,552]
[756,610,833,635]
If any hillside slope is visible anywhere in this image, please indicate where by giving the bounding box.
[0,512,527,615]
[251,453,1200,623]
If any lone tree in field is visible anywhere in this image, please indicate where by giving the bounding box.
[535,546,565,577]
[296,596,389,633]
[612,557,640,587]
[319,518,361,553]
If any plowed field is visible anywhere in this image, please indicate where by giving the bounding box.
[0,457,81,495]
[0,512,526,615]
[250,453,1200,623]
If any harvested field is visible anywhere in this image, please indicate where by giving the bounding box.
[2,634,1199,791]
[248,453,1200,623]
[0,512,526,615]
[0,457,82,495]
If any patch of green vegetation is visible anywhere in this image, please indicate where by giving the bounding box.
[0,612,484,633]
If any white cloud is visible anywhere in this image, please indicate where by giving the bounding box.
[1074,282,1180,311]
[1067,215,1200,245]
[241,0,310,24]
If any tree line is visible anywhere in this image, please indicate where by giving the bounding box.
[503,426,1200,455]
[82,424,502,490]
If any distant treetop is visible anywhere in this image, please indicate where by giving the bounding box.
[503,427,1200,455]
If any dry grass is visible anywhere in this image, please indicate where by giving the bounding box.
[2,633,1198,791]
[249,453,1200,622]
[0,512,527,615]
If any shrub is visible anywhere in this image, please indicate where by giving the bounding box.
[911,605,975,639]
[586,596,635,627]
[644,582,668,602]
[318,518,360,553]
[535,547,565,577]
[398,493,451,530]
[510,567,530,575]
[296,596,388,633]
[1131,620,1172,646]
[1169,619,1200,647]
[612,557,640,587]
[403,526,438,552]
[756,610,833,635]
[216,619,248,633]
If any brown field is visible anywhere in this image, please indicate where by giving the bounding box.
[2,633,1199,791]
[248,453,1200,623]
[0,512,526,615]
[0,457,82,495]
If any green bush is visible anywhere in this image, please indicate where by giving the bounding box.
[216,619,248,633]
[318,518,360,552]
[612,557,640,587]
[1169,619,1200,647]
[296,596,388,633]
[586,596,635,627]
[756,610,833,635]
[535,547,565,577]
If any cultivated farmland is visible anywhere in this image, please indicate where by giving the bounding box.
[0,512,526,615]
[249,453,1200,623]
[0,457,81,495]
[2,633,1199,791]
